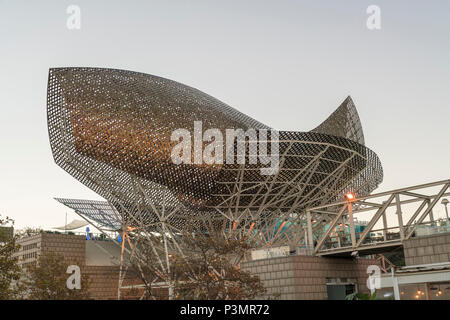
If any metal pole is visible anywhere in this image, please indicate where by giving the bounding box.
[395,194,405,240]
[162,223,173,300]
[337,225,342,248]
[428,199,435,226]
[348,202,356,248]
[118,230,125,300]
[382,210,388,241]
[425,283,431,300]
[392,269,400,300]
[306,210,314,251]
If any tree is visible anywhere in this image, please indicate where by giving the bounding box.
[21,251,91,300]
[0,215,22,299]
[345,290,386,300]
[126,234,171,300]
[127,218,270,300]
[16,227,43,238]
[171,228,267,300]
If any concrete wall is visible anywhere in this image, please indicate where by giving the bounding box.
[403,233,450,266]
[85,240,124,266]
[242,255,379,300]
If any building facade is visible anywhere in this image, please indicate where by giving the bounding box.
[15,232,141,299]
[243,255,378,299]
[378,232,450,300]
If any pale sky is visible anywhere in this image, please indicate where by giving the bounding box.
[0,0,449,229]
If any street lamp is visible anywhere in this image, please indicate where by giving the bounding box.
[442,198,449,220]
[345,192,356,201]
[345,192,357,247]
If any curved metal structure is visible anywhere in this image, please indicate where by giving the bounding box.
[48,67,383,246]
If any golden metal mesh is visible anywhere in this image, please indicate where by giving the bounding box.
[47,67,383,234]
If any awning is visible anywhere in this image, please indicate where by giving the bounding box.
[53,219,89,231]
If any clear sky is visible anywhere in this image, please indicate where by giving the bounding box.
[0,0,449,229]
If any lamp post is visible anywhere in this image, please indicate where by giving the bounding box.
[442,198,449,220]
[345,192,357,248]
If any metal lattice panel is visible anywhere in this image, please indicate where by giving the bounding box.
[212,131,382,214]
[48,67,383,238]
[311,96,365,145]
[54,198,121,231]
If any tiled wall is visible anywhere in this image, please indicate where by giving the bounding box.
[403,233,450,266]
[242,255,379,300]
[41,233,86,265]
[83,265,146,300]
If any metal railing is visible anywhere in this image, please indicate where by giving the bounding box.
[44,230,116,241]
[303,179,450,255]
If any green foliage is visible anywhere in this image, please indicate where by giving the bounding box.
[0,216,22,300]
[1,219,92,300]
[345,290,379,300]
[16,227,43,238]
[21,251,91,300]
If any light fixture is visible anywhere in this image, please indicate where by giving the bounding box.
[345,192,355,201]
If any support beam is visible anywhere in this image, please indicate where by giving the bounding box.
[406,183,450,239]
[406,199,428,227]
[395,194,405,240]
[355,194,395,247]
[347,202,356,248]
[306,210,314,249]
[314,204,347,253]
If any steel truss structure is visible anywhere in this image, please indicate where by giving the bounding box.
[48,67,384,298]
[304,179,450,256]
